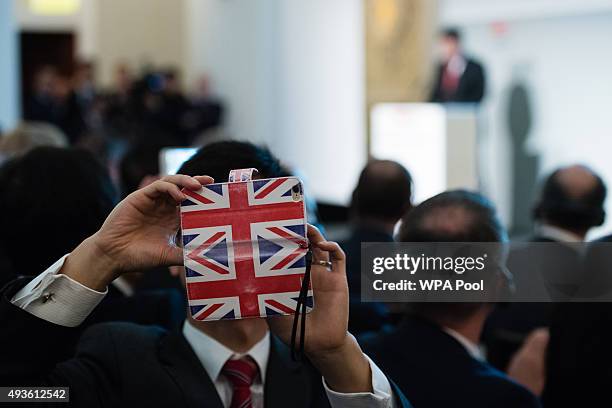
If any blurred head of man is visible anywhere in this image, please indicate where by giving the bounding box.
[439,28,462,64]
[533,164,606,239]
[175,141,286,351]
[397,190,508,339]
[0,147,116,276]
[350,160,412,234]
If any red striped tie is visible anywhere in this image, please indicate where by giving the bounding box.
[222,356,260,408]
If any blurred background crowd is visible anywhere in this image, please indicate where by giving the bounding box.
[2,0,612,407]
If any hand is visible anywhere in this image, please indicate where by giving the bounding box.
[61,175,213,291]
[507,328,550,396]
[267,225,372,393]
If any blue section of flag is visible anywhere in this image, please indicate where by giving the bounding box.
[265,307,282,316]
[258,236,283,264]
[186,267,201,278]
[252,179,268,192]
[206,238,229,267]
[285,224,305,237]
[221,309,235,320]
[182,234,198,246]
[206,184,223,195]
[181,199,197,206]
[190,305,205,316]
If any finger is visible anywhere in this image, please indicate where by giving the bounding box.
[194,175,215,185]
[143,180,186,203]
[160,174,203,190]
[307,224,325,246]
[163,246,185,266]
[315,240,345,271]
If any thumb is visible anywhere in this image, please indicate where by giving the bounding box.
[163,246,185,267]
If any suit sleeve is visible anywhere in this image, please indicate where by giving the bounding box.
[0,278,120,407]
[466,63,485,102]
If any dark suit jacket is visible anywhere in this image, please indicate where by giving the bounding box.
[543,234,612,406]
[0,278,411,407]
[83,283,185,330]
[338,226,393,334]
[430,58,486,103]
[483,235,579,370]
[360,317,541,408]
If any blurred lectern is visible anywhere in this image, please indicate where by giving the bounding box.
[370,103,479,203]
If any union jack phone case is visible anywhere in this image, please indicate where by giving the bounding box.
[179,171,313,321]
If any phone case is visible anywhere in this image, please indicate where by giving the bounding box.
[180,175,313,321]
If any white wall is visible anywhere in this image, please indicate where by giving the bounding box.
[0,0,19,131]
[186,0,366,204]
[445,9,612,236]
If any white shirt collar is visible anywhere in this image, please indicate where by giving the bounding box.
[442,327,484,361]
[182,320,270,384]
[537,224,583,243]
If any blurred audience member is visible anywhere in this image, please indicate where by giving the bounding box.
[430,28,486,103]
[0,147,115,275]
[532,164,606,242]
[0,146,183,329]
[484,164,606,370]
[119,143,166,198]
[0,122,67,161]
[360,190,541,408]
[543,301,612,406]
[339,160,412,333]
[183,74,224,142]
[25,66,87,144]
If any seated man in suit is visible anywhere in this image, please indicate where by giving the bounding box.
[359,190,541,408]
[0,142,411,408]
[429,28,486,103]
[531,164,606,243]
[0,146,184,329]
[484,164,606,370]
[339,160,413,333]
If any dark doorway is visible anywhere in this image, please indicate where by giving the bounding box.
[20,31,75,117]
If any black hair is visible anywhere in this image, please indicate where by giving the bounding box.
[397,190,508,323]
[119,142,168,198]
[178,141,283,181]
[0,147,116,275]
[442,28,461,42]
[398,190,506,243]
[534,168,606,231]
[351,160,412,222]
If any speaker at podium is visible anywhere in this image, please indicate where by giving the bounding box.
[370,103,479,204]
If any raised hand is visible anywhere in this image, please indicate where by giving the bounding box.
[60,175,213,291]
[267,225,372,393]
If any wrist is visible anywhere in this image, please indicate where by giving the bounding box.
[308,335,372,393]
[59,234,119,291]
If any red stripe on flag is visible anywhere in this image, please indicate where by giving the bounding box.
[271,249,305,270]
[184,188,214,204]
[265,299,296,314]
[254,178,287,199]
[196,303,224,320]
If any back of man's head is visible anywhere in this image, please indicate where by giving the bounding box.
[398,189,506,243]
[534,164,606,234]
[397,190,507,325]
[178,141,284,181]
[0,147,116,275]
[351,160,412,224]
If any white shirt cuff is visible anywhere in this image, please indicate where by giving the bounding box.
[11,254,107,327]
[323,354,395,408]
